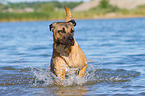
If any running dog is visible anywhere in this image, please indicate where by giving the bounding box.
[49,7,87,80]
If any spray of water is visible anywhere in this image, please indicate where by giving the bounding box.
[31,64,98,87]
[30,62,140,87]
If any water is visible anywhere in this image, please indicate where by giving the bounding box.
[0,18,145,95]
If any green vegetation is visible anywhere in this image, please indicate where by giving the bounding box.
[88,0,145,18]
[99,0,110,9]
[90,0,123,14]
[40,3,55,13]
[0,0,145,22]
[131,5,145,15]
[0,1,82,22]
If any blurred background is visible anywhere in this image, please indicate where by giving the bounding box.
[1,0,145,22]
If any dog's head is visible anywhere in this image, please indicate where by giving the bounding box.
[49,20,76,46]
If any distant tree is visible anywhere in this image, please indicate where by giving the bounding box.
[40,3,55,13]
[90,0,120,13]
[98,0,110,9]
[0,3,4,6]
[0,0,8,4]
[0,3,4,10]
[0,2,9,11]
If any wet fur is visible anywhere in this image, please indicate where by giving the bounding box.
[49,7,87,80]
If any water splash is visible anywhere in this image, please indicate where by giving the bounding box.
[31,65,140,87]
[31,68,55,87]
[31,67,86,87]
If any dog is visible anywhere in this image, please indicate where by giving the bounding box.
[49,7,87,80]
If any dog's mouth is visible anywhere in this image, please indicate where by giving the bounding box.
[66,39,74,46]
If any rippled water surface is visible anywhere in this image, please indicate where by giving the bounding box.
[0,18,145,96]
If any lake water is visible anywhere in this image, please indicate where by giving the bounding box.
[0,18,145,96]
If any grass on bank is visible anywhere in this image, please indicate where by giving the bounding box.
[0,11,66,22]
[1,0,145,22]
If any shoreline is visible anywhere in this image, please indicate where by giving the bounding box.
[0,15,145,23]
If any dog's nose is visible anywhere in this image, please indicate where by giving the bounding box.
[67,35,74,41]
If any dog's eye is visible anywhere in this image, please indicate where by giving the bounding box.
[58,30,66,33]
[71,29,74,33]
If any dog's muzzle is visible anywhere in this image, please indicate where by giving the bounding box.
[56,34,74,46]
[67,35,74,46]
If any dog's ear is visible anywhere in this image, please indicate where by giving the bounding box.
[68,20,76,26]
[49,24,53,31]
[49,23,56,31]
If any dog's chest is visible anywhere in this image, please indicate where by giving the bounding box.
[62,53,84,69]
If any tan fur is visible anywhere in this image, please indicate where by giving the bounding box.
[50,7,87,80]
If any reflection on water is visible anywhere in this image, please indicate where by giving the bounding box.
[43,86,87,96]
[1,18,145,95]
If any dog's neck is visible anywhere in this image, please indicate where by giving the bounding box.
[53,42,73,57]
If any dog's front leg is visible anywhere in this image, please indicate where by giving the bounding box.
[78,65,87,78]
[52,57,67,80]
[55,68,66,80]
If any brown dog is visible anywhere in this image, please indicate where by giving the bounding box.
[49,7,87,80]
